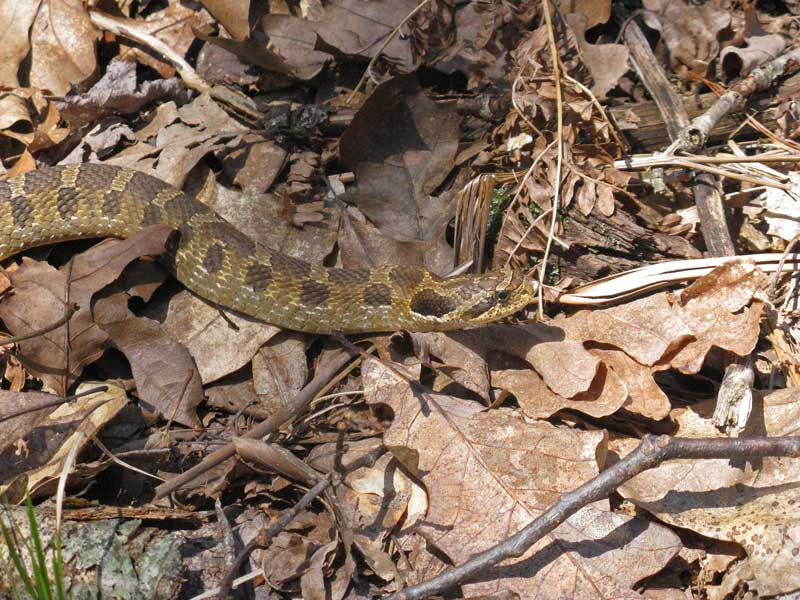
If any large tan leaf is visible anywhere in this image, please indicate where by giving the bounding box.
[363,359,681,598]
[93,292,202,428]
[340,76,459,244]
[151,289,279,385]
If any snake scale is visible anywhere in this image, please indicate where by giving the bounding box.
[0,164,537,333]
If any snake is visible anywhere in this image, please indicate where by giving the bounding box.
[0,164,537,334]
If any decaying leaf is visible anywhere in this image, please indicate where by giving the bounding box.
[29,0,98,96]
[57,59,186,128]
[565,12,629,100]
[94,292,202,428]
[642,0,731,80]
[150,289,279,385]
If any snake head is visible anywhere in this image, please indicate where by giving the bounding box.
[409,265,538,330]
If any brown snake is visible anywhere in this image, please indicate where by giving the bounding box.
[0,164,537,333]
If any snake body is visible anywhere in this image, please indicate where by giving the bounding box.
[0,164,537,333]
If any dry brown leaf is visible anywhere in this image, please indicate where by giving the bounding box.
[340,75,459,244]
[258,510,336,587]
[719,33,786,81]
[300,541,350,600]
[364,359,681,598]
[0,225,173,395]
[0,389,65,455]
[308,438,427,584]
[642,0,731,80]
[669,260,765,374]
[93,293,202,428]
[435,1,538,89]
[56,59,185,128]
[196,26,320,80]
[252,332,308,409]
[262,0,420,78]
[0,383,128,501]
[0,0,41,141]
[221,134,286,193]
[0,88,71,158]
[150,289,279,385]
[589,348,670,420]
[565,13,629,100]
[211,184,338,267]
[105,94,247,187]
[491,354,628,419]
[404,326,614,416]
[338,208,454,276]
[410,331,492,401]
[199,0,251,40]
[559,0,611,28]
[0,1,40,87]
[617,388,800,596]
[29,0,98,96]
[559,296,693,367]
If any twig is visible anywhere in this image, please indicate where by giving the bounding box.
[386,434,800,600]
[538,0,564,319]
[0,385,108,424]
[346,0,432,104]
[678,46,800,151]
[154,348,358,499]
[161,368,197,445]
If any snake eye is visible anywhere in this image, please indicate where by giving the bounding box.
[496,289,510,302]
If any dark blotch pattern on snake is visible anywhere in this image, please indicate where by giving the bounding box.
[0,164,537,333]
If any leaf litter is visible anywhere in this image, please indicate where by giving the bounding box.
[0,0,798,598]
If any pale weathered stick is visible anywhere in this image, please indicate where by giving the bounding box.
[559,253,800,304]
[679,46,800,151]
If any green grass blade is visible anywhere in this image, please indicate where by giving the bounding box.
[52,527,64,600]
[0,512,37,598]
[25,495,52,600]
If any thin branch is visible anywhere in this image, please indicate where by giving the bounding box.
[154,348,359,499]
[538,0,564,319]
[0,303,77,347]
[0,386,109,424]
[678,46,800,151]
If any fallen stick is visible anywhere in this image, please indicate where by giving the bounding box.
[678,46,800,152]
